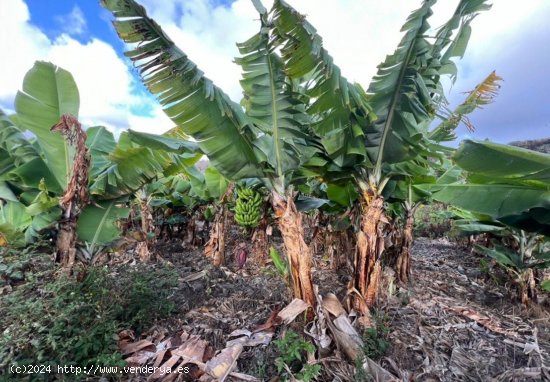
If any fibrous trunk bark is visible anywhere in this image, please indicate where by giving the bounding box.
[272,192,315,310]
[51,115,89,271]
[395,209,414,284]
[519,268,537,305]
[204,209,227,266]
[251,203,269,265]
[204,184,234,267]
[352,195,385,316]
[137,195,156,262]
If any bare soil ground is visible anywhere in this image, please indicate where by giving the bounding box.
[124,233,549,381]
[381,238,550,381]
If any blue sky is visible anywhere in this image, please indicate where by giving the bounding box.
[26,0,112,44]
[1,0,549,142]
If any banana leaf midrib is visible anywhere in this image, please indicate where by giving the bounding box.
[374,39,418,172]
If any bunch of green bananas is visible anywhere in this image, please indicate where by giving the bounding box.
[234,188,262,228]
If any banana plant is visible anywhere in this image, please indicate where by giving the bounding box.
[419,140,550,303]
[103,0,327,308]
[419,140,550,235]
[270,0,491,316]
[476,230,549,304]
[384,71,503,283]
[1,61,200,265]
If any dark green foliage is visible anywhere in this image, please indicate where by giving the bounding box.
[413,204,453,238]
[362,314,390,359]
[0,242,51,285]
[114,265,178,333]
[274,330,320,382]
[0,257,178,380]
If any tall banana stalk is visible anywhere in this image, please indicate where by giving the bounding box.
[205,183,234,266]
[5,61,200,263]
[50,115,90,269]
[103,0,322,308]
[271,0,491,317]
[395,202,418,284]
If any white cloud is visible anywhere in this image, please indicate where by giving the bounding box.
[137,0,414,101]
[126,105,175,135]
[55,5,87,36]
[1,0,549,141]
[135,0,549,103]
[0,0,172,135]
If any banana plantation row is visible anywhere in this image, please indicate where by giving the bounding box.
[1,0,549,325]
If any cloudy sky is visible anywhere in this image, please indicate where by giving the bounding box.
[0,0,549,143]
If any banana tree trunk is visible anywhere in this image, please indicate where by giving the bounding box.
[395,208,414,283]
[56,218,78,268]
[251,203,269,265]
[205,184,234,266]
[519,268,537,305]
[51,115,89,271]
[352,195,385,315]
[204,206,227,266]
[272,192,315,310]
[137,195,156,262]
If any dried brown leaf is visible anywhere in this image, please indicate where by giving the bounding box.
[277,298,309,324]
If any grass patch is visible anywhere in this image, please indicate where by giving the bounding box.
[0,245,178,380]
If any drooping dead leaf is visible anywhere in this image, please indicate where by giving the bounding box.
[172,336,207,362]
[126,350,157,367]
[148,355,180,381]
[121,339,156,356]
[205,344,243,381]
[306,289,332,352]
[228,372,262,381]
[362,358,400,382]
[277,298,310,324]
[252,308,281,332]
[180,270,207,283]
[153,349,167,368]
[228,329,252,338]
[333,315,362,345]
[226,331,273,348]
[448,306,511,336]
[322,293,346,317]
[325,316,362,361]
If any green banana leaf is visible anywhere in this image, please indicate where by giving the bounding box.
[8,157,62,195]
[454,140,550,185]
[365,0,489,168]
[14,61,79,190]
[0,201,32,246]
[475,244,523,269]
[271,0,372,169]
[422,139,550,234]
[89,144,167,198]
[454,220,506,235]
[326,183,359,207]
[235,9,318,188]
[126,129,198,153]
[76,200,130,252]
[86,126,117,180]
[204,165,229,200]
[0,182,17,202]
[101,0,263,180]
[419,183,550,219]
[0,109,40,167]
[24,208,61,243]
[295,196,331,212]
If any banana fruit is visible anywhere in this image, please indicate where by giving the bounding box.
[234,187,263,229]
